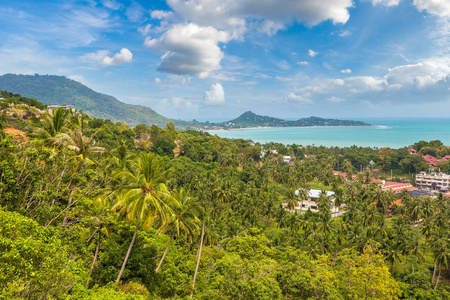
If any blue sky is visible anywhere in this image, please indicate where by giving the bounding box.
[0,0,449,120]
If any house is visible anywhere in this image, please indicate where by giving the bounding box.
[283,156,291,163]
[270,150,278,154]
[291,189,338,213]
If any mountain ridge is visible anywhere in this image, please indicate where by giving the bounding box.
[0,74,195,127]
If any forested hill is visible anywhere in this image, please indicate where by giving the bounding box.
[222,111,370,128]
[0,74,195,128]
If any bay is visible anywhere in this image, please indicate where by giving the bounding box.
[206,118,450,148]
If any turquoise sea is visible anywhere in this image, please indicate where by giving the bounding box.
[206,118,450,148]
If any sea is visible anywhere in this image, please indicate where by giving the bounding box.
[205,118,450,148]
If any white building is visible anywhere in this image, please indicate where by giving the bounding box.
[292,189,338,213]
[416,172,450,192]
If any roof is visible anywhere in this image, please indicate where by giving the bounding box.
[384,181,414,192]
[295,189,335,198]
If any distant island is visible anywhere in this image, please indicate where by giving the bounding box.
[208,111,371,129]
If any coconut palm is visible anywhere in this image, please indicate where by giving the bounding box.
[155,188,201,273]
[29,107,69,146]
[285,188,298,211]
[110,152,170,283]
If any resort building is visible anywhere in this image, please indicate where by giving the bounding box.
[383,181,415,193]
[291,189,338,213]
[415,172,450,192]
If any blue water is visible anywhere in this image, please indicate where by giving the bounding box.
[206,118,450,148]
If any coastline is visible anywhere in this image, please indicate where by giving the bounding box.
[204,118,450,148]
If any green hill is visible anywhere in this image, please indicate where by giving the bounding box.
[0,74,193,127]
[221,111,370,128]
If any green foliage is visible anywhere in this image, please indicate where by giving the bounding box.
[0,208,81,299]
[91,224,158,290]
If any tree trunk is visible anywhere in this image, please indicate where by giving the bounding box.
[190,224,205,298]
[62,188,74,226]
[155,229,175,273]
[86,231,101,287]
[434,268,441,290]
[116,223,139,283]
[432,263,437,283]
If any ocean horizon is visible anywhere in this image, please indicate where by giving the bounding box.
[206,117,450,148]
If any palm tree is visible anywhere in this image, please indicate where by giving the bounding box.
[155,188,201,273]
[191,222,205,298]
[110,152,170,283]
[29,107,69,146]
[285,188,298,211]
[432,239,450,290]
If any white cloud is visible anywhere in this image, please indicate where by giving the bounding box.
[204,83,226,105]
[145,23,231,78]
[167,0,352,30]
[156,97,200,116]
[367,0,401,7]
[98,48,133,67]
[341,69,352,73]
[297,61,309,65]
[154,77,162,84]
[287,57,450,105]
[257,20,285,35]
[327,96,345,102]
[126,2,145,22]
[150,10,174,20]
[278,60,291,70]
[308,49,318,57]
[79,50,110,64]
[286,92,313,104]
[339,30,352,37]
[413,0,450,17]
[138,24,152,36]
[101,0,122,10]
[276,76,293,82]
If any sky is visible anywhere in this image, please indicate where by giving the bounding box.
[0,0,449,121]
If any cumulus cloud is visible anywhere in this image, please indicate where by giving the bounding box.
[367,0,401,7]
[308,49,318,57]
[79,50,110,64]
[145,23,230,78]
[154,77,162,84]
[297,61,309,65]
[204,83,226,105]
[151,10,174,20]
[167,0,352,30]
[81,49,132,67]
[341,69,352,73]
[286,57,450,105]
[286,92,313,104]
[99,48,133,67]
[413,0,450,17]
[138,24,151,36]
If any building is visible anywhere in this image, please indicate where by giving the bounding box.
[47,105,74,114]
[292,189,338,213]
[283,156,291,163]
[416,172,450,192]
[383,181,415,192]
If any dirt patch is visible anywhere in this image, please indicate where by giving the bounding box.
[4,127,29,142]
